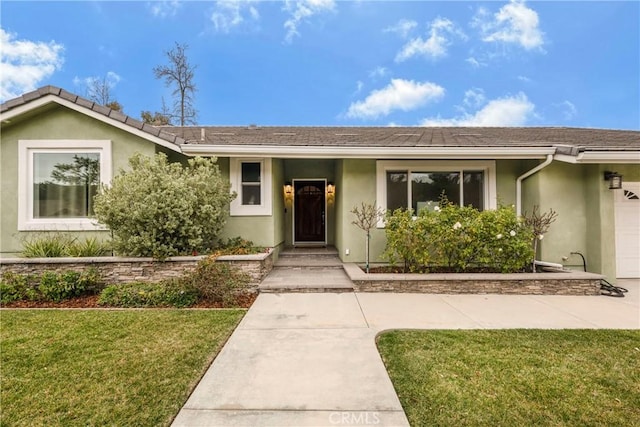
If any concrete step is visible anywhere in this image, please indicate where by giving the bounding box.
[259,266,354,293]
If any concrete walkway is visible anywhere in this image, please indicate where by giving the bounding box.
[173,278,639,427]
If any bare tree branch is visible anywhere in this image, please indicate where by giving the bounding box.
[153,42,198,126]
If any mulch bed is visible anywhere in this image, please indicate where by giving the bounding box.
[1,293,257,309]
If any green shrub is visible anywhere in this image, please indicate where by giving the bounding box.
[67,237,111,257]
[38,269,100,302]
[21,234,110,258]
[0,269,100,304]
[98,281,197,308]
[215,237,265,255]
[93,153,235,259]
[0,272,35,304]
[21,233,76,257]
[383,203,534,273]
[180,256,250,306]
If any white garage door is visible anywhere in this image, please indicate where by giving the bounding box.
[614,182,640,278]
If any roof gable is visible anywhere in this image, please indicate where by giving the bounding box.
[0,86,183,153]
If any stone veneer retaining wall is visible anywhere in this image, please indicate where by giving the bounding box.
[0,250,274,292]
[343,264,602,295]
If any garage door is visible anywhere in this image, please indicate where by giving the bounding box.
[614,182,640,278]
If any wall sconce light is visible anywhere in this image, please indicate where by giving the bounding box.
[284,182,293,195]
[327,182,335,195]
[604,171,623,190]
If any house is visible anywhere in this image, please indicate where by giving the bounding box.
[1,86,639,280]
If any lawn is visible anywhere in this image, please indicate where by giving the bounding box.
[1,309,245,426]
[377,330,640,427]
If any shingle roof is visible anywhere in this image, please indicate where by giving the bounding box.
[161,125,640,152]
[0,86,186,146]
[2,86,639,153]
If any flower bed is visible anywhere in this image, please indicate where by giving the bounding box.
[343,263,602,295]
[0,249,274,290]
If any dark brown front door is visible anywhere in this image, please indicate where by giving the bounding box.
[294,180,325,243]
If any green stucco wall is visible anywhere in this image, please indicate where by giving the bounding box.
[0,104,186,257]
[522,161,640,280]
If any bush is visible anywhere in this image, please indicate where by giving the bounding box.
[0,269,100,303]
[214,237,265,255]
[383,203,534,273]
[21,234,110,258]
[98,281,197,308]
[93,153,235,259]
[21,233,75,257]
[67,237,111,257]
[180,256,250,306]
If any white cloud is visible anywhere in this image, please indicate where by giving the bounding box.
[73,71,121,90]
[383,19,417,38]
[354,80,364,94]
[347,78,445,119]
[211,0,260,33]
[368,66,388,80]
[517,75,532,83]
[421,92,535,126]
[466,56,486,68]
[463,88,486,108]
[0,28,64,101]
[283,0,336,43]
[472,0,544,50]
[555,100,577,120]
[395,17,466,62]
[148,1,181,18]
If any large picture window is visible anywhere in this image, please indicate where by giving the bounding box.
[377,160,496,223]
[18,140,111,230]
[230,158,272,216]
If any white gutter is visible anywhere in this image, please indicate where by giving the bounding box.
[516,154,554,216]
[180,144,555,159]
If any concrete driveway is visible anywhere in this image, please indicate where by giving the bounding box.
[173,280,639,427]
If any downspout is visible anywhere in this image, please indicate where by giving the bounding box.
[516,154,554,217]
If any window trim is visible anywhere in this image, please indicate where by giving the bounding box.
[18,140,112,231]
[376,160,497,227]
[229,157,272,216]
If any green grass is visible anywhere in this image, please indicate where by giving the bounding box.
[377,330,640,427]
[1,309,245,426]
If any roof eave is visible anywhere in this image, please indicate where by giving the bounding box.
[179,144,556,159]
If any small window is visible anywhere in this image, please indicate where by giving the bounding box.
[230,158,272,216]
[18,140,111,231]
[241,162,261,205]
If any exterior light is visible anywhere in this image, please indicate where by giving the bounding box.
[327,182,335,195]
[284,182,293,195]
[604,171,623,190]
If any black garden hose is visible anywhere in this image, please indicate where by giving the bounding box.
[570,251,627,297]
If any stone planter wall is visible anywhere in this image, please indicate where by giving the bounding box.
[343,264,602,295]
[0,250,274,291]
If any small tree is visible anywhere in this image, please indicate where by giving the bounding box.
[86,75,122,111]
[523,206,558,272]
[93,153,235,258]
[351,202,384,273]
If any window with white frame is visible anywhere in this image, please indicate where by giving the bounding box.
[377,160,496,220]
[230,158,272,216]
[18,140,112,230]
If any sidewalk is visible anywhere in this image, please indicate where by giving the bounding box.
[173,280,639,427]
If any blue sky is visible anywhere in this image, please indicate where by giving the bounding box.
[1,1,639,129]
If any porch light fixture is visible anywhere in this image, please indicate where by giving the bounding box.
[284,182,293,195]
[604,171,623,190]
[327,182,335,195]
